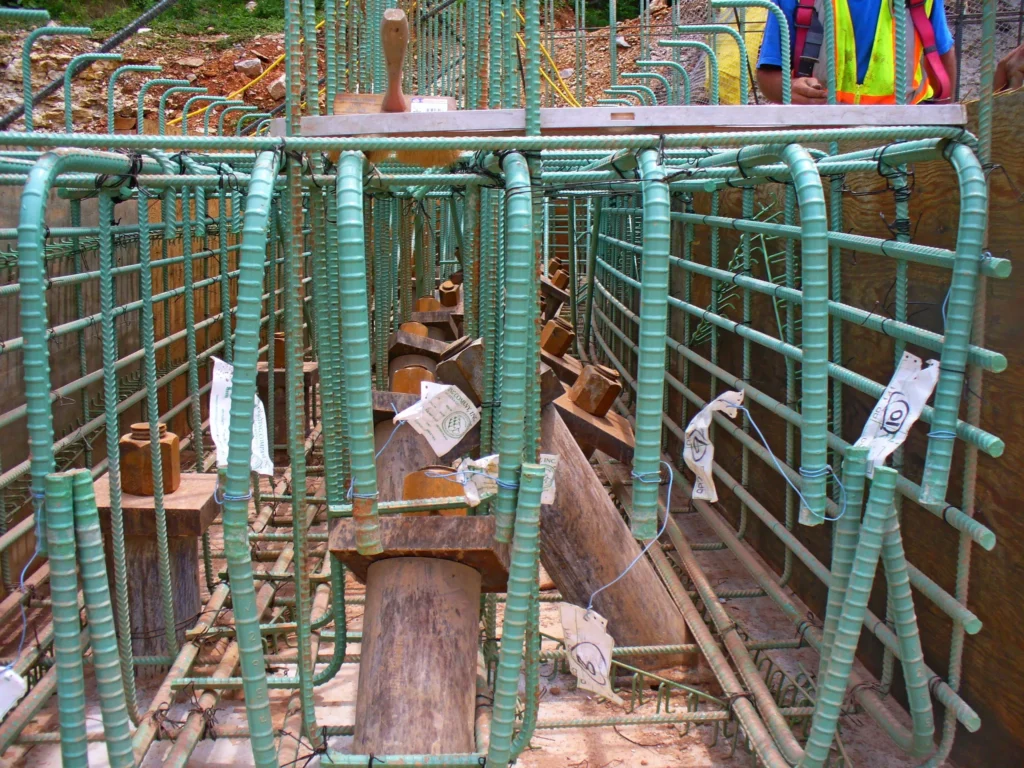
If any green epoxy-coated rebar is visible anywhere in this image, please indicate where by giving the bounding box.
[221,148,280,768]
[799,468,897,768]
[818,447,868,683]
[919,142,988,505]
[492,152,533,543]
[44,471,88,768]
[629,149,670,539]
[17,150,160,554]
[68,470,134,768]
[337,152,383,555]
[486,463,545,768]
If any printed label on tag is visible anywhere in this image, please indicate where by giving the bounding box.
[0,668,27,720]
[210,357,275,476]
[853,352,939,477]
[453,453,499,506]
[410,97,449,112]
[683,391,744,502]
[558,604,624,706]
[394,382,481,456]
[539,454,559,505]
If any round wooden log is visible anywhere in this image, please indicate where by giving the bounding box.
[353,557,481,755]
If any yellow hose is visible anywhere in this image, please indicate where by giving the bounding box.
[168,19,326,127]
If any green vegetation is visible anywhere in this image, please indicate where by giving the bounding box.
[583,0,641,29]
[9,0,290,44]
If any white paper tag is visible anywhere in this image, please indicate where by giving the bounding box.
[683,390,744,503]
[410,97,449,112]
[453,454,499,506]
[539,454,559,505]
[0,668,27,720]
[853,352,940,477]
[558,604,624,706]
[394,382,481,456]
[210,357,275,476]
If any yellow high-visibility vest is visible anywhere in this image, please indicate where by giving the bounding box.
[821,0,934,103]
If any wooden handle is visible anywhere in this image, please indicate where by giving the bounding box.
[380,8,409,113]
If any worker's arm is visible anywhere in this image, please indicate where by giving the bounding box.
[939,49,957,100]
[757,65,828,104]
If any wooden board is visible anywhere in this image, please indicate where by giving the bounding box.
[542,349,584,385]
[329,514,509,592]
[388,329,450,361]
[553,391,635,463]
[278,104,967,138]
[93,472,218,538]
[539,405,692,669]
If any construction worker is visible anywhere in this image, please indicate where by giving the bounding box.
[756,0,957,104]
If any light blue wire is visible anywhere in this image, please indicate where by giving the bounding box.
[347,403,405,500]
[941,286,950,328]
[587,460,673,612]
[1,545,40,673]
[734,405,847,523]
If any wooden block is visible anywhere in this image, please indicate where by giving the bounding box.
[540,318,575,356]
[542,348,584,385]
[547,258,562,274]
[374,417,481,501]
[399,321,429,337]
[448,270,464,285]
[539,363,563,408]
[372,390,420,423]
[391,365,435,395]
[550,269,570,290]
[402,465,469,516]
[568,364,622,417]
[93,472,218,538]
[541,277,569,321]
[435,338,485,405]
[415,296,443,312]
[553,391,635,463]
[409,310,461,340]
[330,514,509,592]
[388,329,450,361]
[440,335,473,361]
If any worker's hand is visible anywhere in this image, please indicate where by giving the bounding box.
[995,43,1024,92]
[791,76,827,104]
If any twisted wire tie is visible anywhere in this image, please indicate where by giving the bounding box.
[213,482,253,505]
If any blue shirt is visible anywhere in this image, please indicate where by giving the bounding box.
[757,0,954,84]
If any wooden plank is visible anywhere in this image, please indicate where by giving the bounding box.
[93,472,218,538]
[388,329,450,361]
[553,391,634,463]
[329,514,509,592]
[542,348,583,385]
[281,104,966,138]
[539,405,692,669]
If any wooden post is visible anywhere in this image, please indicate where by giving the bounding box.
[353,557,481,754]
[540,405,693,669]
[93,473,218,664]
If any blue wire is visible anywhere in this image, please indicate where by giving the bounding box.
[734,405,847,523]
[587,460,673,612]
